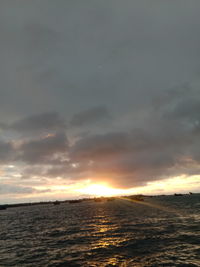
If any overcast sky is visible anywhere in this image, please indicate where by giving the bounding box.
[1,1,200,203]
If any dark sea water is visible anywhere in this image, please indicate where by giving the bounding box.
[0,195,200,267]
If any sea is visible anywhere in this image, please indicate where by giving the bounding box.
[0,194,200,267]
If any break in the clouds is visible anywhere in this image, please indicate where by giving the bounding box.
[0,1,200,201]
[0,184,51,195]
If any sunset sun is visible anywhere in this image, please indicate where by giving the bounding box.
[76,183,125,197]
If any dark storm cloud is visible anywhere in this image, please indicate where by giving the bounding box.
[70,106,110,127]
[160,85,200,129]
[19,132,68,164]
[0,140,14,164]
[70,132,132,160]
[0,112,66,133]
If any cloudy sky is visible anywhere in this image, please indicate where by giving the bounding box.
[1,1,200,203]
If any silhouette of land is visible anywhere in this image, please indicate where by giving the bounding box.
[0,192,197,210]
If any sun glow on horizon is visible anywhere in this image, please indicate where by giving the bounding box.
[3,174,199,205]
[76,183,126,197]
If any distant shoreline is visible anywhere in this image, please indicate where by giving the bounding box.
[1,192,199,210]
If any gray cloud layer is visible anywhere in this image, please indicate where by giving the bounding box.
[1,1,200,122]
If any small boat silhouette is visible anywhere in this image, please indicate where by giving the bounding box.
[0,205,7,210]
[69,199,83,204]
[53,201,60,205]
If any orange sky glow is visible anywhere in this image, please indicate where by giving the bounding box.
[1,174,199,204]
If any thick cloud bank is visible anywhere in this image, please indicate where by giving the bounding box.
[0,85,200,192]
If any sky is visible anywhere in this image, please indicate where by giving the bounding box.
[0,0,200,203]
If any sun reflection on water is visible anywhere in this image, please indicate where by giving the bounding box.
[90,211,127,252]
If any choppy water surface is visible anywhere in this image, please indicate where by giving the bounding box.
[0,195,200,267]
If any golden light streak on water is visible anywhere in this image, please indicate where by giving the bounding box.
[119,197,184,217]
